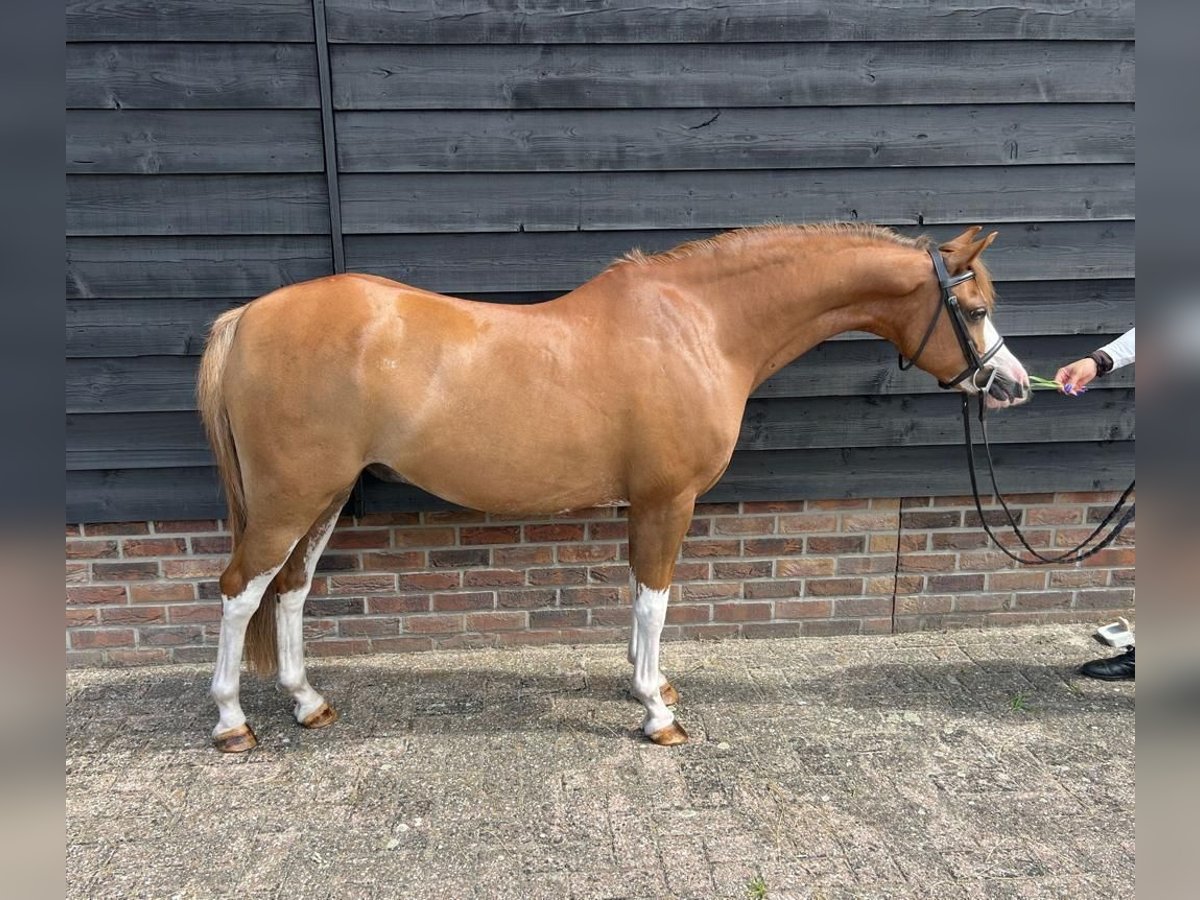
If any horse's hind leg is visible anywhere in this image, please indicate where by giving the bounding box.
[273,491,351,728]
[627,495,696,746]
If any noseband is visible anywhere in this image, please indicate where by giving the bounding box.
[898,249,1005,392]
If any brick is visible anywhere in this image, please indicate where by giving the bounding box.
[1109,568,1136,586]
[304,597,365,617]
[404,614,465,634]
[872,533,927,553]
[588,607,628,628]
[464,569,526,588]
[839,513,898,533]
[93,561,160,581]
[952,594,1009,613]
[66,585,127,605]
[339,617,401,637]
[834,598,892,617]
[432,591,495,612]
[682,540,741,559]
[1075,589,1135,610]
[66,609,97,627]
[896,595,953,615]
[170,647,220,664]
[681,582,741,601]
[355,511,421,526]
[584,563,629,583]
[957,551,1018,572]
[369,595,431,614]
[776,599,833,619]
[808,535,865,554]
[129,582,196,603]
[189,535,231,555]
[393,527,456,548]
[423,509,486,524]
[66,563,88,585]
[810,498,869,510]
[141,626,205,647]
[927,574,986,593]
[461,526,521,545]
[871,498,902,510]
[1049,569,1109,589]
[328,574,397,594]
[805,578,864,597]
[588,522,629,541]
[557,544,619,564]
[685,518,710,537]
[524,524,585,542]
[778,513,838,533]
[530,609,588,628]
[713,517,776,536]
[308,639,371,657]
[964,509,1024,528]
[303,620,338,640]
[494,546,554,567]
[673,562,710,582]
[861,617,894,635]
[107,649,171,666]
[802,619,862,637]
[901,511,962,529]
[989,571,1047,592]
[467,611,527,632]
[777,557,836,578]
[84,522,149,536]
[712,602,771,623]
[561,587,622,607]
[398,572,461,592]
[744,580,802,599]
[665,605,710,625]
[1081,548,1135,568]
[695,502,739,515]
[168,603,223,624]
[66,539,118,560]
[1012,592,1070,611]
[66,524,82,536]
[1056,490,1123,503]
[371,636,434,653]
[713,561,771,580]
[496,589,558,609]
[121,538,187,557]
[1026,507,1084,526]
[327,529,391,550]
[742,622,802,639]
[72,629,135,649]
[162,559,224,579]
[152,519,219,533]
[742,538,805,557]
[434,633,500,651]
[931,532,990,550]
[678,624,739,641]
[101,606,166,625]
[899,553,956,573]
[315,554,360,573]
[361,551,427,571]
[836,556,895,575]
[528,567,587,586]
[743,500,806,513]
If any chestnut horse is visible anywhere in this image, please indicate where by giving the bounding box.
[197,223,1029,752]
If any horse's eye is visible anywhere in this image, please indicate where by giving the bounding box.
[969,308,988,321]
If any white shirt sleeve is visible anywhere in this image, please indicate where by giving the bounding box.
[1099,328,1135,370]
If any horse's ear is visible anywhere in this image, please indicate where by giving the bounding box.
[940,228,997,273]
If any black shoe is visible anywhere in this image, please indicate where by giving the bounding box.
[1079,646,1135,681]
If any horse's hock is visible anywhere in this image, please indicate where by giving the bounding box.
[66,490,1134,669]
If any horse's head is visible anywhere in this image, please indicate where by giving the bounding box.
[900,227,1030,409]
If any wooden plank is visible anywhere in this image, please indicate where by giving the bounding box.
[67,1,315,42]
[67,43,319,109]
[65,335,1134,414]
[65,280,1135,359]
[65,387,1133,471]
[336,104,1134,173]
[339,166,1135,234]
[325,1,1135,43]
[359,440,1136,515]
[67,467,225,524]
[332,41,1134,110]
[66,175,330,236]
[67,110,324,174]
[66,236,333,299]
[343,221,1134,293]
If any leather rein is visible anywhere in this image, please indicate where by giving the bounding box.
[903,249,1135,566]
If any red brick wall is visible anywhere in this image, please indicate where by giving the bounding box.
[65,491,1134,666]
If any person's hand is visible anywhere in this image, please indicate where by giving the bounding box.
[1054,357,1097,396]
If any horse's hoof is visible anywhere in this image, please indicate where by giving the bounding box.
[300,702,338,730]
[648,721,689,746]
[213,723,257,753]
[660,681,680,707]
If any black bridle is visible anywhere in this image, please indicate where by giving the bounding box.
[903,249,1135,566]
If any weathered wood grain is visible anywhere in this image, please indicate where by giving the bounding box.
[332,41,1133,109]
[67,43,319,109]
[67,110,324,174]
[335,104,1134,173]
[67,0,315,42]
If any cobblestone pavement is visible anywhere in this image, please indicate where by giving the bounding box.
[66,625,1134,899]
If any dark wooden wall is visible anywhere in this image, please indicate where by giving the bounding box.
[66,0,1135,522]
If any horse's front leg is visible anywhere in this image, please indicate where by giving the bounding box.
[627,497,695,746]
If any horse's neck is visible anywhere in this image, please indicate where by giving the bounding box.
[647,233,926,390]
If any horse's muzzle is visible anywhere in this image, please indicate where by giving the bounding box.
[984,369,1030,408]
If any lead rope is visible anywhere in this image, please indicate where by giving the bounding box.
[962,393,1135,565]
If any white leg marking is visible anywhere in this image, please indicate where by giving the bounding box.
[277,515,338,723]
[211,565,286,738]
[630,581,674,736]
